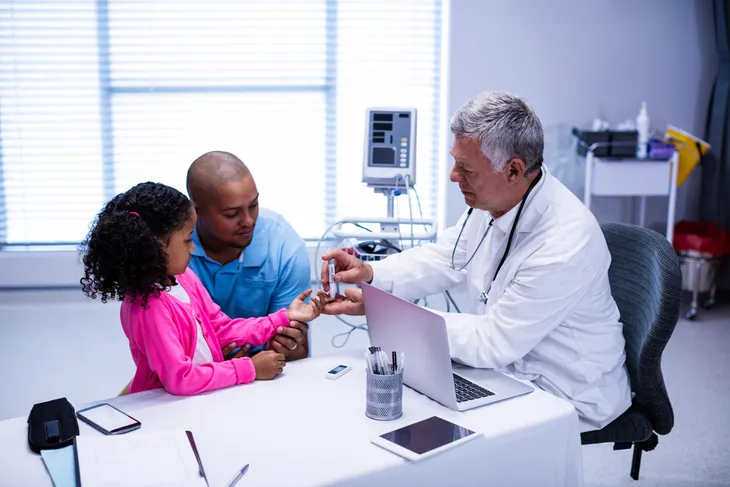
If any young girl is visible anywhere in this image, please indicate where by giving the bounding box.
[80,182,325,396]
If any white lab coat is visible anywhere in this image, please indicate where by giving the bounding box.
[371,166,631,432]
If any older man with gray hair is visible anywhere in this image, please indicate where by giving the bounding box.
[320,90,631,431]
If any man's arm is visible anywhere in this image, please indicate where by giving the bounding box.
[436,257,591,369]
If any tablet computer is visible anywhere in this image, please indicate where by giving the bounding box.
[371,416,481,462]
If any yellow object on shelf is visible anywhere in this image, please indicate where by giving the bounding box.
[665,125,711,186]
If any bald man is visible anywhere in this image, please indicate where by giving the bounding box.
[187,151,312,360]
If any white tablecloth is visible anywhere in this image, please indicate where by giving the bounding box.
[0,351,583,486]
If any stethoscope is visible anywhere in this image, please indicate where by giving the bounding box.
[450,167,543,303]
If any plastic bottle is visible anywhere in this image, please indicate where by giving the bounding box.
[636,101,650,158]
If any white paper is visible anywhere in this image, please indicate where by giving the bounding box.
[75,430,207,487]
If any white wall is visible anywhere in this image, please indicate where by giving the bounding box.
[444,0,717,230]
[1,1,717,289]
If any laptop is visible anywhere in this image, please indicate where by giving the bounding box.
[361,282,534,412]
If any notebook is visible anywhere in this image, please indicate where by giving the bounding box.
[73,430,209,487]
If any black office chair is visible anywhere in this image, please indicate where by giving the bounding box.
[580,223,682,480]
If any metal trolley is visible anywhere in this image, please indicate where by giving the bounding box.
[678,250,721,320]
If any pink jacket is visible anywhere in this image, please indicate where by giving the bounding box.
[121,268,290,395]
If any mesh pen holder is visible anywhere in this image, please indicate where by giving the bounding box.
[365,370,403,421]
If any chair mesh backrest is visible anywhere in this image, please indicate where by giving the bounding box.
[601,223,681,435]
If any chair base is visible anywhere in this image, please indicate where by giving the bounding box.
[615,433,658,480]
[631,443,642,480]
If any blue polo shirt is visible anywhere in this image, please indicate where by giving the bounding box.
[188,208,311,325]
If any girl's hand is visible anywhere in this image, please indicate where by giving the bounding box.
[287,289,328,323]
[251,350,286,380]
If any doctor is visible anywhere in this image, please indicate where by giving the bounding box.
[321,91,631,432]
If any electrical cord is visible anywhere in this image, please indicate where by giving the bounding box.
[415,294,450,312]
[394,190,403,254]
[404,175,415,250]
[411,184,429,232]
[353,223,372,233]
[358,240,402,255]
[445,289,461,313]
[331,317,368,349]
[408,177,457,315]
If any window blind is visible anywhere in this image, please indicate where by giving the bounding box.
[0,0,443,244]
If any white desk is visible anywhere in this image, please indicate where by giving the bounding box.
[0,351,583,487]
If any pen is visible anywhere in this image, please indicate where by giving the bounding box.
[369,347,385,374]
[364,350,372,373]
[367,347,377,374]
[373,348,385,375]
[186,431,210,487]
[375,355,384,375]
[378,350,390,375]
[392,351,397,374]
[225,464,249,487]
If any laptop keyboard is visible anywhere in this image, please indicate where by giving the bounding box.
[454,374,495,403]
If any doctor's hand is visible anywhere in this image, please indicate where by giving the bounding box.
[320,249,374,291]
[318,288,365,316]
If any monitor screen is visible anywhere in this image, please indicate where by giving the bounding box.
[372,147,395,165]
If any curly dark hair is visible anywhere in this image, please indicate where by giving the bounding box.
[80,182,193,308]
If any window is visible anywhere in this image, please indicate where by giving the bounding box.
[0,0,444,244]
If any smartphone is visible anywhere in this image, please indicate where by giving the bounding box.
[325,364,352,380]
[76,403,141,435]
